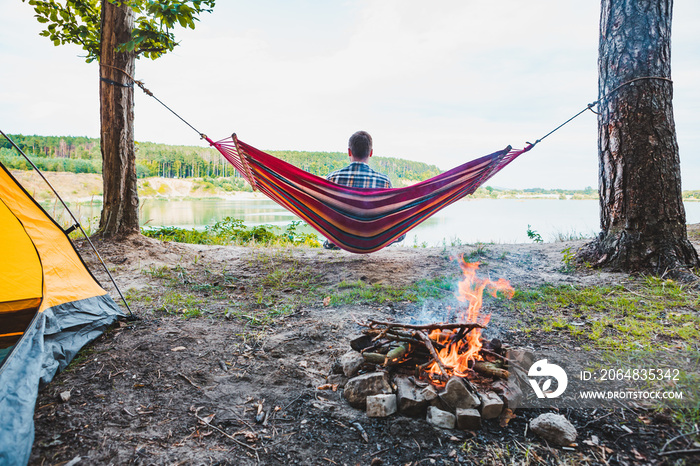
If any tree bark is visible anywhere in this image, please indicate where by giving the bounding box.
[578,0,699,276]
[97,1,139,237]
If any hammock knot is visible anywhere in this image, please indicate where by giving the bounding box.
[134,80,154,97]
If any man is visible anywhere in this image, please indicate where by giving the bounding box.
[324,131,404,249]
[327,131,391,189]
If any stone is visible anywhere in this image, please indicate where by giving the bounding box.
[366,394,397,418]
[429,396,453,413]
[331,359,344,375]
[344,372,393,408]
[395,377,432,416]
[455,408,481,430]
[426,406,456,429]
[326,373,348,388]
[529,413,578,446]
[492,379,524,410]
[479,391,504,419]
[439,377,480,410]
[339,351,365,377]
[420,385,439,402]
[506,348,535,370]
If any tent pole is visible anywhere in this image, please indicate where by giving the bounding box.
[0,129,135,319]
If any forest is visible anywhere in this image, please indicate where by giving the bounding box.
[3,134,699,200]
[0,134,441,187]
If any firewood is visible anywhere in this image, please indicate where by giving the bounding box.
[362,353,387,365]
[366,319,484,332]
[362,328,417,341]
[473,361,509,380]
[384,342,409,365]
[363,342,410,366]
[350,334,375,352]
[414,330,449,379]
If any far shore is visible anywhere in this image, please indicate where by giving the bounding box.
[13,169,700,205]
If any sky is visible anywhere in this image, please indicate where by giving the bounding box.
[1,1,699,189]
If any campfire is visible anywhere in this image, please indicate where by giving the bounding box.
[338,256,530,429]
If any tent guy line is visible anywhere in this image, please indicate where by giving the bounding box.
[0,129,134,318]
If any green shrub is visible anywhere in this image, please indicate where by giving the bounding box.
[142,217,321,248]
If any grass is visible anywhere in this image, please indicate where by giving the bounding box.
[463,242,491,261]
[326,275,493,306]
[136,251,699,353]
[155,291,206,318]
[224,304,296,328]
[509,276,700,429]
[510,277,699,351]
[328,280,419,306]
[133,249,327,327]
[550,228,595,242]
[141,217,321,248]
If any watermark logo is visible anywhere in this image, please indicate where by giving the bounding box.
[528,359,568,399]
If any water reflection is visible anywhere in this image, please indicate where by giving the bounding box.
[45,198,700,246]
[140,198,298,228]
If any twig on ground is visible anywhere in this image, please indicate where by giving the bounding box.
[193,413,260,452]
[283,393,305,411]
[658,449,700,456]
[660,428,700,453]
[582,411,615,428]
[178,372,201,390]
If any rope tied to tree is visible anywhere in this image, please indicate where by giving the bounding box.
[99,63,207,140]
[527,102,598,148]
[528,76,673,148]
[99,77,133,88]
[599,76,674,103]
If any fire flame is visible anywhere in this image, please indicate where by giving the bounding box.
[426,256,514,381]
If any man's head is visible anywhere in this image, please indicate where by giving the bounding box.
[348,131,373,162]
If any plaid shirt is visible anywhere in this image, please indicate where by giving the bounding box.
[327,162,392,189]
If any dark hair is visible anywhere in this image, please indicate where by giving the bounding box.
[349,131,373,160]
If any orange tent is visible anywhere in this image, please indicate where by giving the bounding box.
[0,163,123,465]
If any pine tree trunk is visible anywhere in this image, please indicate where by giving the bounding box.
[97,1,139,237]
[578,0,699,276]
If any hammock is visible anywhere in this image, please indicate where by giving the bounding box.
[98,69,595,253]
[208,135,533,253]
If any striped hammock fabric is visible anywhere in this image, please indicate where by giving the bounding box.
[208,135,533,253]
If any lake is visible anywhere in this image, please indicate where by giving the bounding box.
[54,198,700,246]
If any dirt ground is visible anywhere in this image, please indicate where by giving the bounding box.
[28,232,700,466]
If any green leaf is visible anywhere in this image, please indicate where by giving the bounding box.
[27,0,216,60]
